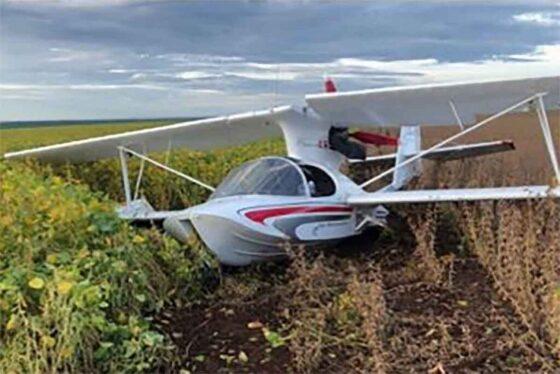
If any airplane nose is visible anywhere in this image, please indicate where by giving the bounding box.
[163,216,196,243]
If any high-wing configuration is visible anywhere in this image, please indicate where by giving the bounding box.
[306,75,558,126]
[4,75,559,265]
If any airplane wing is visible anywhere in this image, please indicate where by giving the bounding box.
[3,106,292,164]
[348,185,560,206]
[5,75,558,164]
[348,140,515,167]
[306,75,559,127]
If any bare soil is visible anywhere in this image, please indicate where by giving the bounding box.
[158,216,558,372]
[158,298,290,373]
[382,258,554,372]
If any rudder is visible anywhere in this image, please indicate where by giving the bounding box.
[391,126,422,190]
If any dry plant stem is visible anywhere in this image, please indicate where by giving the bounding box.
[408,207,444,284]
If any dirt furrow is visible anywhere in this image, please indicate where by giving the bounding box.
[156,216,559,373]
[380,256,557,372]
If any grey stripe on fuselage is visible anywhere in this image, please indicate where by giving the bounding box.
[273,215,350,238]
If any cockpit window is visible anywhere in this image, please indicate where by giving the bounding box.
[210,158,307,199]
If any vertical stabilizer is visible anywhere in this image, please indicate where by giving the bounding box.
[392,126,422,190]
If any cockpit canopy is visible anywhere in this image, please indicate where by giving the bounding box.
[211,157,307,199]
[210,157,336,199]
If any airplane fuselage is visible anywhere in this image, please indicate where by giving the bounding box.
[162,156,384,265]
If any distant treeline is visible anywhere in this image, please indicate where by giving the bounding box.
[0,117,205,130]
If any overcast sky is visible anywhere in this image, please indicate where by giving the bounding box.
[0,0,558,121]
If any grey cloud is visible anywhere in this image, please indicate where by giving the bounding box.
[1,1,559,120]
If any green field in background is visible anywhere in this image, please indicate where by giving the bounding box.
[0,120,175,154]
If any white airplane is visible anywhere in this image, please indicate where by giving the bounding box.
[4,76,560,266]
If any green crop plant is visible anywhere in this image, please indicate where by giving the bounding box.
[0,121,286,372]
[0,161,214,372]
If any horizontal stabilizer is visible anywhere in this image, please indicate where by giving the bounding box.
[349,140,515,167]
[420,140,515,161]
[348,185,560,205]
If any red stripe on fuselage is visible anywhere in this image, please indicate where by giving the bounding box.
[244,206,352,224]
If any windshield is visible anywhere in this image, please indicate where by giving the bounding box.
[210,158,307,199]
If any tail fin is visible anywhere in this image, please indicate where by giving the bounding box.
[392,126,422,190]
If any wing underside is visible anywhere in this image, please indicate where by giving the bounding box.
[306,76,559,127]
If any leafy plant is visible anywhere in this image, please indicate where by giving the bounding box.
[262,328,287,349]
[0,162,213,372]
